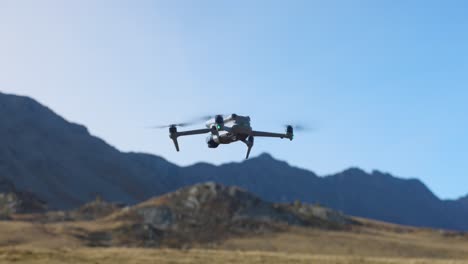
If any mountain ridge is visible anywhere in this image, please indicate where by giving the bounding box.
[1,91,468,230]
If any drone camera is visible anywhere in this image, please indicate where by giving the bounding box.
[206,135,219,148]
[210,125,219,135]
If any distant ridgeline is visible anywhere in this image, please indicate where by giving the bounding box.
[0,91,467,230]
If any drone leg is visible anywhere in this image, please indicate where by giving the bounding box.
[246,145,252,159]
[242,136,254,159]
[172,138,180,151]
[170,136,180,152]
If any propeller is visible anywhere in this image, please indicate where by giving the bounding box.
[199,114,230,120]
[148,115,216,129]
[283,124,314,132]
[149,116,206,129]
[194,113,233,126]
[150,123,192,129]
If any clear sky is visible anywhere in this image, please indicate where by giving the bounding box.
[1,0,467,199]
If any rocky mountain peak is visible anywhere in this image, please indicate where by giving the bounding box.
[255,152,275,160]
[340,167,368,176]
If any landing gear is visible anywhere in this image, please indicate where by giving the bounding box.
[242,136,254,159]
[169,126,180,151]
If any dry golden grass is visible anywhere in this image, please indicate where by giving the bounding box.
[1,248,468,264]
[219,226,468,259]
[0,218,468,263]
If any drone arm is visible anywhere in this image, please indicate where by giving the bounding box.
[169,128,211,152]
[250,130,293,140]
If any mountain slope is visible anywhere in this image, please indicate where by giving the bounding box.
[1,91,468,230]
[180,156,468,230]
[0,93,169,208]
[3,183,468,263]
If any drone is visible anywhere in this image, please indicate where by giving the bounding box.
[153,114,298,159]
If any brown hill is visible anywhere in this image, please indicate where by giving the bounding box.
[4,182,351,248]
[0,183,468,262]
[64,182,351,248]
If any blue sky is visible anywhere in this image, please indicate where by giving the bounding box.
[1,0,467,199]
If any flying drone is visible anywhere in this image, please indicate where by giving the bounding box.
[153,114,302,159]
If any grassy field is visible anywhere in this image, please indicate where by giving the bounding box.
[1,248,468,264]
[220,226,468,259]
[0,219,468,263]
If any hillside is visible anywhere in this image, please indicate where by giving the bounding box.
[105,182,350,247]
[182,161,465,229]
[0,183,468,263]
[1,91,468,230]
[3,182,352,248]
[0,92,172,208]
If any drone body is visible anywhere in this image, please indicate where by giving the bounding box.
[166,114,293,159]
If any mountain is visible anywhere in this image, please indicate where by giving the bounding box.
[456,195,468,207]
[1,91,468,230]
[0,92,172,208]
[7,182,351,248]
[80,182,351,247]
[179,156,468,230]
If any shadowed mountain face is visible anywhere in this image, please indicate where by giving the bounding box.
[179,158,468,230]
[1,92,468,230]
[0,93,173,208]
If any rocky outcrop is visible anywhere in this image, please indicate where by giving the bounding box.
[104,182,351,247]
[0,177,46,217]
[134,182,306,228]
